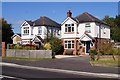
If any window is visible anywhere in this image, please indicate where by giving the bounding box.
[38,27,42,35]
[64,40,74,49]
[85,23,91,33]
[23,27,29,35]
[65,24,74,32]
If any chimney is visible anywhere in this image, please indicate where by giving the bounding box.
[67,10,72,17]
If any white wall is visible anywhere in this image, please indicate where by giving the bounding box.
[61,18,77,39]
[61,18,110,39]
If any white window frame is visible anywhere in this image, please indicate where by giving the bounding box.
[23,27,29,35]
[38,27,42,35]
[85,23,91,33]
[64,40,74,49]
[65,24,74,32]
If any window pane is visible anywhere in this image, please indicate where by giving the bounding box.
[65,41,67,43]
[65,27,67,32]
[72,24,74,26]
[68,27,71,32]
[65,44,67,48]
[68,44,71,48]
[65,24,67,26]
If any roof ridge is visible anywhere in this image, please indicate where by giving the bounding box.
[84,12,94,21]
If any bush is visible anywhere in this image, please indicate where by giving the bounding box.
[89,49,97,61]
[44,43,51,50]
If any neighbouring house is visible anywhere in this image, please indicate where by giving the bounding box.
[61,10,110,55]
[20,16,60,47]
[11,33,21,44]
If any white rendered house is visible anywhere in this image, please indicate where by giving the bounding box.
[61,10,110,55]
[20,16,60,47]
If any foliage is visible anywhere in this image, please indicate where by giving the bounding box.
[102,15,120,42]
[88,49,97,61]
[49,37,63,54]
[44,37,63,55]
[1,18,14,45]
[9,44,37,50]
[44,43,51,50]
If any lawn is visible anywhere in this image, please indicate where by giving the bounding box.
[90,55,119,67]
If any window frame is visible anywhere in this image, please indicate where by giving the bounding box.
[64,40,74,49]
[65,24,74,33]
[38,27,42,35]
[23,27,29,35]
[85,23,91,33]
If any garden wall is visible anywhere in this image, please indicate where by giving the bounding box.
[5,49,52,58]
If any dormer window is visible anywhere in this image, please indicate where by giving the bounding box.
[65,24,74,32]
[23,27,29,35]
[85,23,91,33]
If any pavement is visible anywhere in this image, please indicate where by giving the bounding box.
[1,55,120,79]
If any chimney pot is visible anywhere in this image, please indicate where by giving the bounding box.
[67,10,72,17]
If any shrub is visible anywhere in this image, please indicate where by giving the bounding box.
[44,43,51,50]
[89,49,97,61]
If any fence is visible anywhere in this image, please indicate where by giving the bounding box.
[6,49,52,58]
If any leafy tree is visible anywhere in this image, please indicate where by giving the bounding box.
[1,18,14,45]
[102,15,120,42]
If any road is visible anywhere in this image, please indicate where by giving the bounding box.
[2,65,98,79]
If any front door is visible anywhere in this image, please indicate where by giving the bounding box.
[86,41,90,53]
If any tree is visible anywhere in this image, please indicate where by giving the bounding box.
[1,18,14,45]
[102,15,120,42]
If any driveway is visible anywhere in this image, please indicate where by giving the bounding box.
[2,55,119,74]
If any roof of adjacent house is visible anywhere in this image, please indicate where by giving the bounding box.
[74,12,108,25]
[25,16,60,27]
[34,16,60,27]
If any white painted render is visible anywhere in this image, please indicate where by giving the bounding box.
[21,21,61,45]
[61,18,110,40]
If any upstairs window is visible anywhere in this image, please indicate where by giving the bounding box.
[65,24,74,32]
[23,27,29,35]
[85,23,91,33]
[38,27,42,35]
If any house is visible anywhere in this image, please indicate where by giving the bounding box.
[11,33,21,44]
[20,16,61,47]
[61,10,110,55]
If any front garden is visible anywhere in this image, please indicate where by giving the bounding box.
[89,42,120,67]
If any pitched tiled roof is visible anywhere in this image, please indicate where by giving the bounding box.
[33,16,60,27]
[74,12,108,25]
[25,20,33,26]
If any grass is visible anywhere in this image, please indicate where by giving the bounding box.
[2,56,52,61]
[90,55,119,67]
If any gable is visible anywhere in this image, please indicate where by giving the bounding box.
[11,34,21,39]
[61,17,77,26]
[80,34,93,41]
[20,21,31,28]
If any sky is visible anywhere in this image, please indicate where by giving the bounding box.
[2,2,118,33]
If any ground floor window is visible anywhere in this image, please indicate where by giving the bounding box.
[64,40,74,49]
